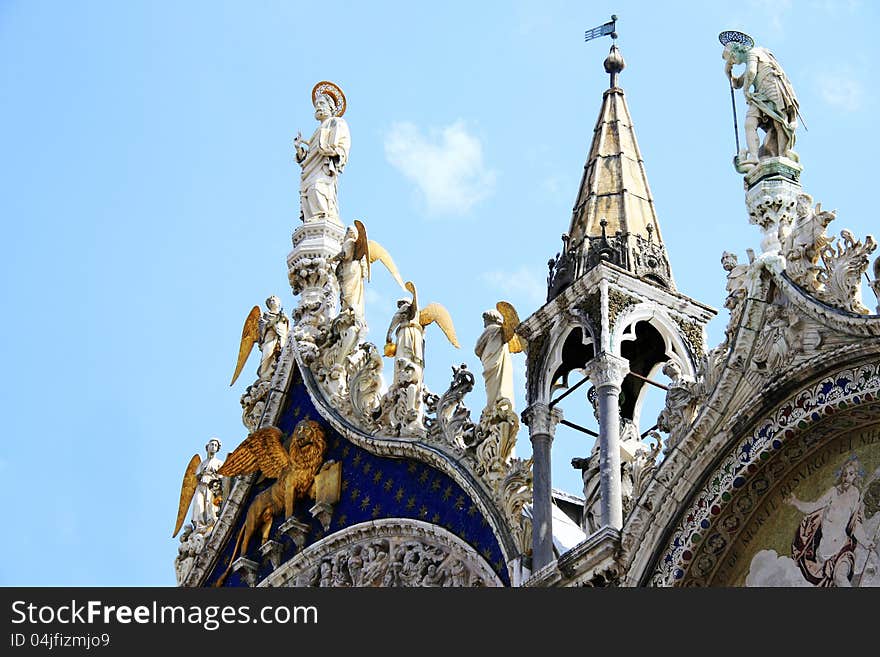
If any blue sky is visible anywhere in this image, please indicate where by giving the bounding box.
[1,0,877,585]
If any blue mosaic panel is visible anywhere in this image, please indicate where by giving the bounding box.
[207,371,509,586]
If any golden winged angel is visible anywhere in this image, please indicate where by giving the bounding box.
[173,437,225,538]
[229,295,290,387]
[384,281,460,372]
[334,219,406,323]
[215,421,329,585]
[475,301,524,415]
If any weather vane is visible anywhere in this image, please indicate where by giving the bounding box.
[585,14,618,43]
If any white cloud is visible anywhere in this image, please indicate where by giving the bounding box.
[384,121,496,216]
[816,72,864,112]
[745,549,811,587]
[481,266,546,307]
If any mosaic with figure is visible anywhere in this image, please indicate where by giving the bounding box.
[207,370,509,586]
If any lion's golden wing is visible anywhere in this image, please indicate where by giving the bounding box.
[218,426,288,479]
[230,305,261,386]
[173,454,201,537]
[368,240,406,290]
[497,300,525,354]
[419,302,460,348]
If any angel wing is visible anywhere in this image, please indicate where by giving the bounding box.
[496,301,525,354]
[419,302,460,348]
[353,219,370,281]
[218,426,289,480]
[368,239,406,290]
[173,454,201,537]
[230,305,261,386]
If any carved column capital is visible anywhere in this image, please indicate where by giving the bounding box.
[585,353,630,392]
[521,402,563,437]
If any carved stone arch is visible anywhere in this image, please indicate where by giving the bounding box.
[611,303,697,425]
[611,303,697,377]
[643,359,880,587]
[534,315,598,403]
[261,519,505,587]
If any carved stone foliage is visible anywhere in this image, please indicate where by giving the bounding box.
[499,458,533,556]
[425,363,476,451]
[652,362,880,586]
[472,398,519,489]
[289,254,337,348]
[871,255,880,314]
[240,380,272,432]
[607,287,639,330]
[817,230,877,314]
[263,519,503,587]
[672,315,705,357]
[175,525,207,586]
[746,181,798,256]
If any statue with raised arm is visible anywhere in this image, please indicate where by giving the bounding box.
[721,32,800,168]
[379,281,460,435]
[294,81,351,224]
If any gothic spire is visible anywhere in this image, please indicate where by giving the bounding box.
[548,44,674,299]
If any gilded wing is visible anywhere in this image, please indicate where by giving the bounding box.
[230,305,261,386]
[419,302,460,348]
[218,426,289,479]
[368,240,406,290]
[353,219,370,281]
[496,301,525,354]
[173,454,201,537]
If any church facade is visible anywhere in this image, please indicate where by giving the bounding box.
[173,36,880,588]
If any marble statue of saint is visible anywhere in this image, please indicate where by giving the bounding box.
[294,81,351,224]
[722,38,800,165]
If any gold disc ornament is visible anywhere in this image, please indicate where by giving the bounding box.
[311,80,347,117]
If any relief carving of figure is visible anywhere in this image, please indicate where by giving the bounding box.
[722,34,800,168]
[294,81,350,224]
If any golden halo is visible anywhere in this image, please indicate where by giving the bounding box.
[311,80,346,117]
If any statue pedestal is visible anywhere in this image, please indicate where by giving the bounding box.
[258,540,284,571]
[279,517,311,551]
[745,158,804,258]
[743,156,802,190]
[309,502,334,531]
[231,557,260,587]
[287,219,346,338]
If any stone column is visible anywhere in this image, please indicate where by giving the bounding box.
[585,353,630,530]
[521,402,563,570]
